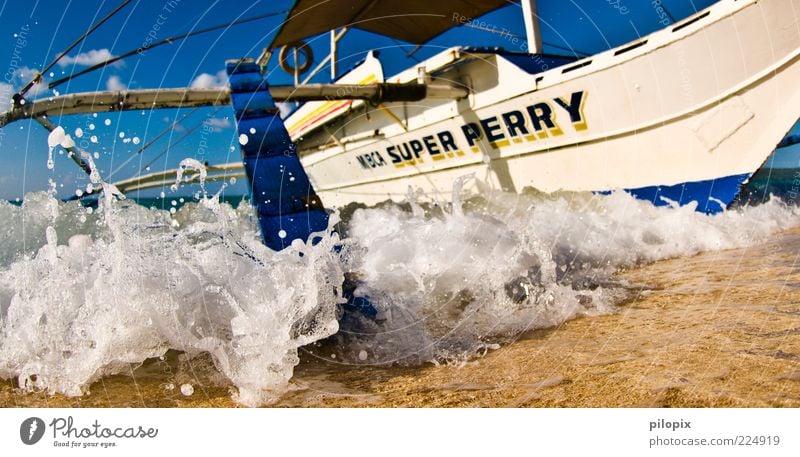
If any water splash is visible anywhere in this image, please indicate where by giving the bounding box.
[2,163,799,404]
[0,144,344,406]
[330,187,800,365]
[171,159,208,194]
[46,126,75,170]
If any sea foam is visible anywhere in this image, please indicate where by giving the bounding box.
[1,175,799,405]
[0,191,343,407]
[332,179,800,364]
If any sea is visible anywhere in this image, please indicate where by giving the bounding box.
[1,167,799,407]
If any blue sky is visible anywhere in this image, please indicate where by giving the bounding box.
[0,0,797,199]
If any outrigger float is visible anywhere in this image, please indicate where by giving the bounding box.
[2,0,800,252]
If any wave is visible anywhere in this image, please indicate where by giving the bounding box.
[1,176,798,405]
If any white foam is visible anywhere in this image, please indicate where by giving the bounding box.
[46,126,76,170]
[332,180,800,364]
[0,152,345,406]
[2,170,799,404]
[0,192,344,406]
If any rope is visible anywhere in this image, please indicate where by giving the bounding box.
[107,107,200,179]
[17,0,132,98]
[138,107,223,174]
[49,9,288,89]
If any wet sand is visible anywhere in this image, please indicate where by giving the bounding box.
[3,227,800,408]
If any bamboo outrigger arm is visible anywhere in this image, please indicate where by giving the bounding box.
[0,83,469,127]
[111,161,245,194]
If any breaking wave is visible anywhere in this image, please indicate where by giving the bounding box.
[1,176,798,405]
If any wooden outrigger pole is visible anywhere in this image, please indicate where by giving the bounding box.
[0,81,468,197]
[0,82,469,128]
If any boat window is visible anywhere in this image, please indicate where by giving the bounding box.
[672,11,711,33]
[561,60,592,74]
[614,40,648,56]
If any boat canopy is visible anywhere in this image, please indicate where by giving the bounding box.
[269,0,509,48]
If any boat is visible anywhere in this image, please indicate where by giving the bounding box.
[276,0,800,214]
[1,0,799,251]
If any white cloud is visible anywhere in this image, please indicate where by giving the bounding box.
[190,70,227,89]
[204,117,231,132]
[58,48,120,67]
[276,102,295,119]
[106,75,127,91]
[0,67,49,105]
[0,82,13,111]
[14,67,49,95]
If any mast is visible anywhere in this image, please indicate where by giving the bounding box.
[521,0,543,55]
[330,29,337,80]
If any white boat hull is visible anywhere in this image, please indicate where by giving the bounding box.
[289,0,800,213]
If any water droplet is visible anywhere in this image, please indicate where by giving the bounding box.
[104,119,111,126]
[180,384,194,396]
[278,229,287,239]
[238,133,249,146]
[358,350,368,361]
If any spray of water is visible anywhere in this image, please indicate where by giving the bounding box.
[2,144,799,405]
[0,152,345,406]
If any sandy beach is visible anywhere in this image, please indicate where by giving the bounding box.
[3,226,800,408]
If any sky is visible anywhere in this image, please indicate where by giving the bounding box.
[0,0,797,200]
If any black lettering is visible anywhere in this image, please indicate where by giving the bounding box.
[461,123,482,147]
[437,130,458,152]
[526,103,556,131]
[501,110,530,137]
[422,135,440,155]
[409,139,424,158]
[480,116,505,143]
[399,143,413,160]
[554,91,586,123]
[386,145,401,163]
[356,155,370,169]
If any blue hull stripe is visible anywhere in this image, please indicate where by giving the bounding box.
[623,173,751,214]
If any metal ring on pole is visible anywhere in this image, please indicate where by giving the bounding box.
[278,41,313,75]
